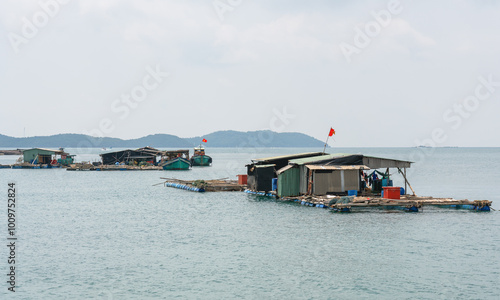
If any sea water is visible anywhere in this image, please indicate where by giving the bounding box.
[0,147,499,299]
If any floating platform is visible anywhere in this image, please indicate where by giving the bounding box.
[242,190,492,213]
[161,178,246,192]
[278,194,492,212]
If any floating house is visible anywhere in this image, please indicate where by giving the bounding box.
[276,164,369,197]
[247,164,276,192]
[246,152,414,197]
[99,147,188,166]
[276,153,413,197]
[22,148,74,165]
[100,148,157,165]
[246,152,326,192]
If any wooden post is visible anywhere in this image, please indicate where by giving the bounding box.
[307,170,313,195]
[404,168,407,195]
[398,167,416,196]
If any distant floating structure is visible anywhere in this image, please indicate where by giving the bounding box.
[3,148,75,169]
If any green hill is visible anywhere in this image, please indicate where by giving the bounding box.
[185,130,325,147]
[0,131,325,148]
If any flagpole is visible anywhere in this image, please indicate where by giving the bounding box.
[323,135,330,153]
[323,128,335,153]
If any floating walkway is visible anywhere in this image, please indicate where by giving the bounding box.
[161,177,246,192]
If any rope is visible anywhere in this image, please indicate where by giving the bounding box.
[367,170,391,178]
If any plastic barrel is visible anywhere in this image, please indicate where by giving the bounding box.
[272,178,277,191]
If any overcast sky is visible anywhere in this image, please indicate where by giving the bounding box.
[1,0,499,147]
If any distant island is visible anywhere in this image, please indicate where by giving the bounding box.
[0,130,326,148]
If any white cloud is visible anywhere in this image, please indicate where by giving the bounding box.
[388,18,436,47]
[78,0,122,15]
[0,0,499,146]
[213,13,345,64]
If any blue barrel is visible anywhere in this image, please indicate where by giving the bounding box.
[382,179,394,187]
[347,190,358,196]
[400,187,405,195]
[407,206,418,212]
[272,178,277,191]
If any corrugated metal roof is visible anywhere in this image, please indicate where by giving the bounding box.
[290,153,413,169]
[100,149,130,155]
[362,155,413,169]
[23,148,64,154]
[276,164,295,175]
[289,153,352,165]
[305,164,370,170]
[252,152,325,163]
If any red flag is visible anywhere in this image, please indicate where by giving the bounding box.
[328,128,335,136]
[202,138,207,143]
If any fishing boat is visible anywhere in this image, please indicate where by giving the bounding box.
[161,157,191,170]
[190,145,212,166]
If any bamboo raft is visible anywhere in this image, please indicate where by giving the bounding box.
[160,177,246,192]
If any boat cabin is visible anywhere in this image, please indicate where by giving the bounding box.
[194,146,205,156]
